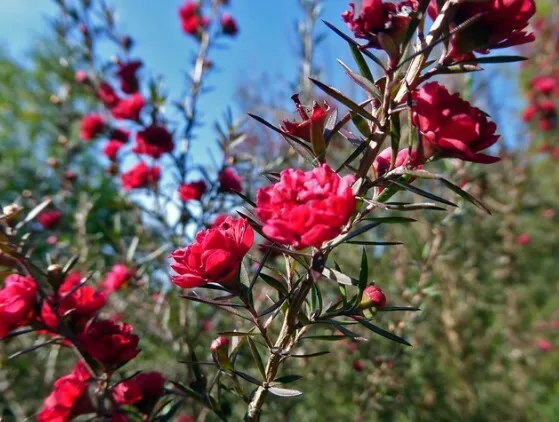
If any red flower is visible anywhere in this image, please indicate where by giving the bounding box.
[210,335,230,353]
[428,0,536,55]
[41,271,106,331]
[116,60,143,94]
[133,125,174,158]
[281,95,331,142]
[352,359,364,372]
[102,264,136,293]
[522,103,538,122]
[179,1,209,35]
[360,286,386,310]
[220,14,238,36]
[342,0,418,49]
[256,164,356,249]
[113,372,166,414]
[97,81,120,108]
[80,114,105,141]
[516,233,531,246]
[0,275,37,338]
[411,82,500,164]
[211,214,229,228]
[178,180,207,202]
[38,361,92,422]
[78,320,140,367]
[104,140,125,160]
[170,217,254,289]
[111,93,145,121]
[218,167,242,193]
[120,162,161,190]
[531,76,556,94]
[38,210,63,229]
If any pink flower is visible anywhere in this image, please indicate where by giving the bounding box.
[256,164,356,249]
[170,217,254,289]
[536,338,553,352]
[360,286,386,310]
[411,82,500,164]
[80,114,105,140]
[38,362,92,422]
[74,70,89,84]
[373,147,420,178]
[0,275,37,338]
[281,95,331,143]
[102,264,136,293]
[133,125,174,158]
[428,0,536,55]
[111,93,145,121]
[179,1,209,35]
[38,210,63,229]
[120,162,161,190]
[218,167,242,193]
[220,14,238,36]
[116,60,143,94]
[178,180,207,202]
[342,0,418,50]
[516,233,531,246]
[531,76,556,94]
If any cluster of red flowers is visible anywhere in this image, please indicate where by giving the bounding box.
[179,1,239,37]
[523,76,558,132]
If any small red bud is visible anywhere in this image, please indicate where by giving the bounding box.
[360,286,386,310]
[210,336,231,368]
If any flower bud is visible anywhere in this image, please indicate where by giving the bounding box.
[47,264,65,289]
[360,286,386,310]
[210,336,231,368]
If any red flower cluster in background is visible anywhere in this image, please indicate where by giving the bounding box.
[178,180,207,202]
[102,264,136,293]
[523,75,557,132]
[120,162,161,190]
[256,164,356,249]
[179,1,209,35]
[38,210,63,229]
[112,372,166,415]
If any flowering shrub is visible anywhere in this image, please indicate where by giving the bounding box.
[1,0,553,421]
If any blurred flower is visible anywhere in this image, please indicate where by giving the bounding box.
[531,76,556,94]
[111,93,145,121]
[110,128,130,144]
[38,210,63,229]
[516,233,531,246]
[116,60,143,94]
[218,167,242,193]
[256,164,356,249]
[428,0,536,55]
[133,125,174,158]
[120,162,161,190]
[38,362,92,422]
[179,1,209,35]
[342,0,418,50]
[80,114,106,141]
[220,13,238,36]
[113,372,166,414]
[373,147,420,178]
[360,285,387,310]
[178,180,207,202]
[411,82,500,164]
[102,264,136,294]
[41,271,106,331]
[74,70,89,84]
[210,336,231,367]
[104,140,125,161]
[97,81,120,108]
[281,95,331,143]
[170,216,254,289]
[352,359,364,372]
[0,274,37,338]
[535,338,553,352]
[78,320,140,366]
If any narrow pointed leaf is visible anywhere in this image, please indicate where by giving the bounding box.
[351,316,412,346]
[268,387,303,397]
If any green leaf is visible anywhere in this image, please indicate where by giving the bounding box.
[247,337,266,379]
[258,273,288,296]
[456,55,528,65]
[351,316,412,346]
[350,43,374,82]
[346,240,403,246]
[301,335,347,342]
[273,375,303,384]
[381,306,421,312]
[322,267,359,286]
[309,78,381,127]
[439,178,491,214]
[338,59,381,101]
[359,248,368,292]
[361,216,417,224]
[392,179,457,207]
[390,112,401,165]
